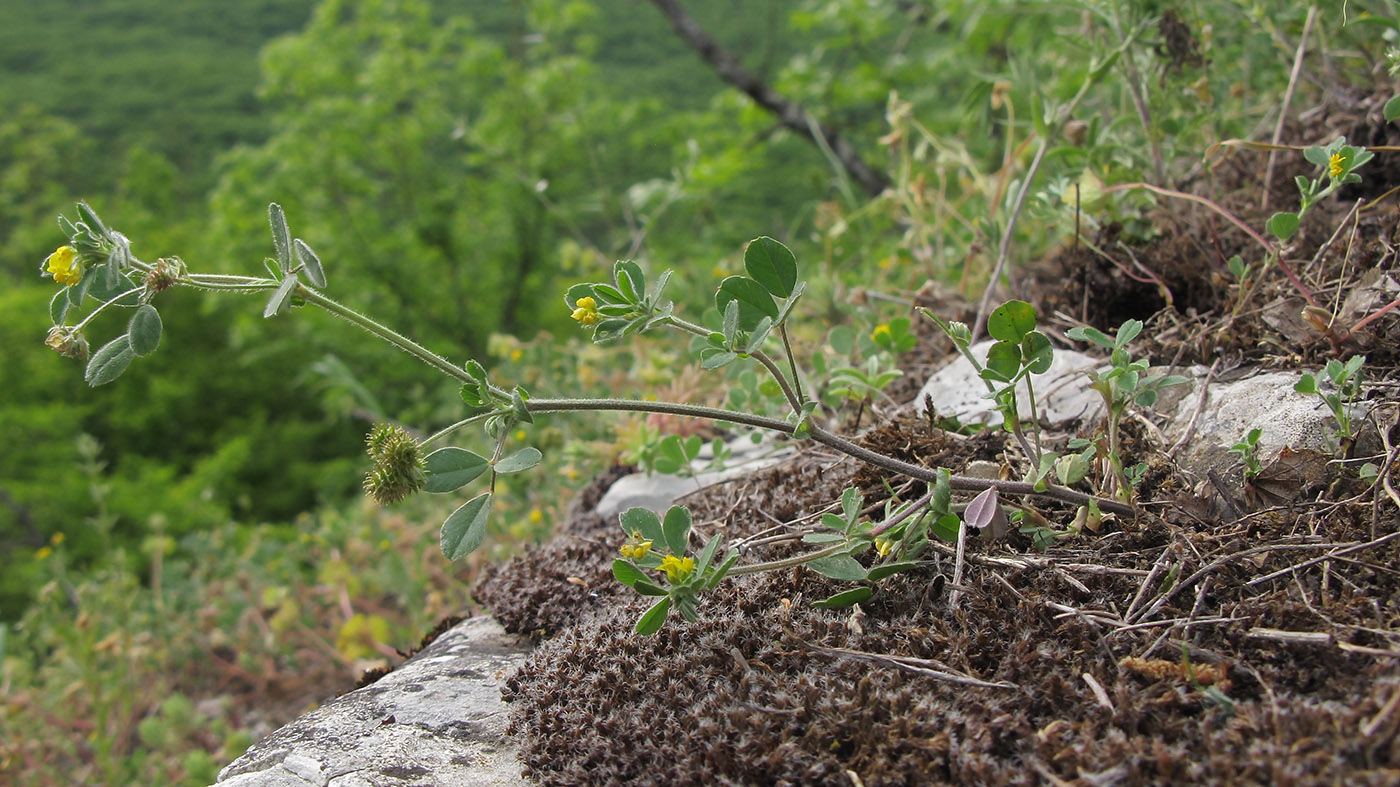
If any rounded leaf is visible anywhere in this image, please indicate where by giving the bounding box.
[744,236,798,298]
[494,447,542,474]
[1021,331,1052,374]
[85,336,134,386]
[662,505,692,555]
[983,340,1021,382]
[423,447,490,492]
[619,507,664,545]
[440,492,492,560]
[807,554,868,581]
[715,276,778,332]
[987,300,1036,343]
[127,305,162,356]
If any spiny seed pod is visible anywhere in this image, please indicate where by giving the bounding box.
[363,423,425,505]
[143,257,185,295]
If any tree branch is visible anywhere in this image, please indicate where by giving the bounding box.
[646,0,889,198]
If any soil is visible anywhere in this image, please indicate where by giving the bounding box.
[475,90,1400,785]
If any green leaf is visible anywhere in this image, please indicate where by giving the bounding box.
[662,505,691,555]
[293,239,326,288]
[495,447,542,474]
[867,561,920,582]
[841,487,861,522]
[440,492,492,560]
[705,551,740,589]
[775,280,807,324]
[700,349,738,370]
[262,273,299,318]
[694,533,722,575]
[715,276,778,332]
[633,580,669,596]
[268,203,291,272]
[930,513,961,542]
[510,388,533,424]
[423,447,490,492]
[1115,319,1143,347]
[635,596,671,635]
[1065,325,1115,348]
[1266,212,1299,242]
[1021,331,1053,374]
[612,559,648,588]
[813,586,873,608]
[564,283,595,309]
[620,507,664,545]
[983,340,1022,382]
[127,305,162,356]
[85,336,134,386]
[49,290,70,325]
[614,260,645,303]
[1294,374,1317,394]
[807,554,868,581]
[721,299,740,344]
[931,469,952,516]
[987,300,1036,342]
[85,265,140,307]
[1303,146,1329,167]
[77,202,108,237]
[802,532,847,544]
[743,236,798,297]
[744,317,774,353]
[828,325,855,356]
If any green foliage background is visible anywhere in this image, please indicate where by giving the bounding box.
[1,0,1389,782]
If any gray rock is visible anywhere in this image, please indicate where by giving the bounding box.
[912,340,1105,428]
[596,432,795,521]
[215,616,532,787]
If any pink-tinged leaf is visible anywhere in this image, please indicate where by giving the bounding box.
[965,488,1000,530]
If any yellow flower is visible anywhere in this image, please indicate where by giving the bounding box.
[509,349,524,362]
[571,296,599,326]
[659,553,694,583]
[528,508,543,524]
[1328,152,1344,179]
[874,537,894,557]
[50,533,65,546]
[35,547,52,561]
[43,246,82,287]
[871,324,891,344]
[620,532,652,560]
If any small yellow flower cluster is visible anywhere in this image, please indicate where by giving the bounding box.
[659,553,694,583]
[43,246,82,286]
[871,324,891,344]
[1328,152,1345,179]
[571,296,599,326]
[619,531,652,560]
[874,537,895,557]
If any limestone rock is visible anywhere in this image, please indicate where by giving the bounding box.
[215,616,532,787]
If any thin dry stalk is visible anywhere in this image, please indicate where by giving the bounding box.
[1261,6,1318,211]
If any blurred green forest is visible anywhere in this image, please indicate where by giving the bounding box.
[2,0,1393,782]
